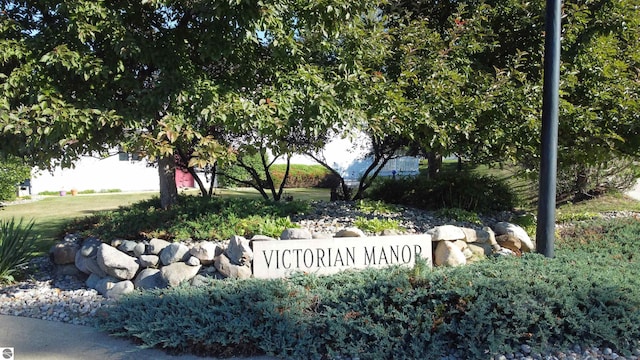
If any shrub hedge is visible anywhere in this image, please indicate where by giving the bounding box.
[366,171,517,213]
[97,218,640,359]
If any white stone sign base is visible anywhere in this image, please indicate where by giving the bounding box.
[252,235,432,279]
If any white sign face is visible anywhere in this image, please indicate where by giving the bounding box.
[252,235,432,279]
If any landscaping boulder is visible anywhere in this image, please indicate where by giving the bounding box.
[214,254,252,279]
[96,244,140,280]
[134,268,165,290]
[104,280,135,300]
[50,242,79,265]
[496,234,522,256]
[434,241,467,267]
[79,237,102,257]
[149,238,171,255]
[335,227,365,238]
[280,228,313,240]
[225,235,253,266]
[75,251,107,277]
[160,262,201,287]
[138,254,160,268]
[494,222,534,252]
[117,240,138,254]
[428,225,466,242]
[189,241,221,265]
[461,227,491,243]
[133,242,147,257]
[159,242,190,266]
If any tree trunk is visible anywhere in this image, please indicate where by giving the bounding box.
[158,155,178,209]
[427,152,442,179]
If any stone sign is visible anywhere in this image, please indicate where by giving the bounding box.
[252,235,432,279]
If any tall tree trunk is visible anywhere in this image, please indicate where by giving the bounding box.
[158,155,178,209]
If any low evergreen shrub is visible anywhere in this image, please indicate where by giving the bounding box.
[0,218,38,283]
[353,216,405,234]
[97,218,640,359]
[270,164,337,188]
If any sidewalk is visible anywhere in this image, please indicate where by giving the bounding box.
[0,315,278,360]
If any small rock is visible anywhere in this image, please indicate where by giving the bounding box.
[460,227,490,243]
[138,255,160,268]
[79,237,103,257]
[133,242,147,257]
[117,240,138,253]
[104,280,135,300]
[186,256,201,266]
[280,228,312,240]
[335,227,365,238]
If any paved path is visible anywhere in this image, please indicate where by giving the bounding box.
[0,315,277,360]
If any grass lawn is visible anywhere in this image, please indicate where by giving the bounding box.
[0,188,330,253]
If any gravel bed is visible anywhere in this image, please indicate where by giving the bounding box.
[1,201,639,359]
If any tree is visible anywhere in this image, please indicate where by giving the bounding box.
[0,155,31,201]
[0,0,378,207]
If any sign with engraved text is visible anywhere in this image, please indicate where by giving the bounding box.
[252,235,432,279]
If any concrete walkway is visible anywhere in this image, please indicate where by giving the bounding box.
[0,315,277,360]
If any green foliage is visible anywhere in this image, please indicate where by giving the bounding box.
[556,211,599,224]
[366,171,517,213]
[353,216,405,234]
[97,218,640,359]
[434,208,482,225]
[0,218,38,283]
[355,199,399,215]
[270,164,335,189]
[67,195,310,241]
[0,156,31,201]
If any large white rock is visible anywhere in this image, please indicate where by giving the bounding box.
[494,222,535,252]
[434,241,467,267]
[159,242,191,266]
[138,254,160,268]
[225,235,253,266]
[428,225,466,242]
[189,241,221,265]
[160,262,202,287]
[96,244,139,280]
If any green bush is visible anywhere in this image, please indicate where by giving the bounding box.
[67,195,310,241]
[0,218,38,283]
[366,171,517,213]
[97,220,640,358]
[434,208,482,225]
[0,156,31,201]
[270,164,337,188]
[353,216,405,234]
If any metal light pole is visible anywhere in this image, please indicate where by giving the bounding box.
[536,0,562,258]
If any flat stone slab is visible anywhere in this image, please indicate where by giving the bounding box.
[252,235,432,279]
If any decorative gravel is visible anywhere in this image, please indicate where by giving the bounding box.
[1,201,639,359]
